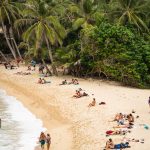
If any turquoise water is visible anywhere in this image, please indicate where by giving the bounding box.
[0,89,45,150]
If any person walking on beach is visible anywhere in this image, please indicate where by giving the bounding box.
[46,133,51,150]
[39,132,46,149]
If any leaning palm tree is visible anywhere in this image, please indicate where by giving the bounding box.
[0,0,22,60]
[109,0,149,31]
[15,0,66,75]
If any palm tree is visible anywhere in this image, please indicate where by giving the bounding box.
[109,0,149,31]
[0,0,22,60]
[72,0,100,30]
[15,0,66,75]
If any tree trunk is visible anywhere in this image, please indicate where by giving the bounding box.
[45,35,58,76]
[42,59,52,75]
[1,20,17,60]
[9,26,23,60]
[0,51,9,62]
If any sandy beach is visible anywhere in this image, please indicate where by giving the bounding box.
[0,65,150,150]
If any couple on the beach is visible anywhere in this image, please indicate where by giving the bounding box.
[39,132,51,150]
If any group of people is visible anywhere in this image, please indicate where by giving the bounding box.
[39,132,51,150]
[105,138,130,150]
[60,78,79,85]
[113,112,134,128]
[73,89,88,98]
[38,78,51,84]
[105,112,135,149]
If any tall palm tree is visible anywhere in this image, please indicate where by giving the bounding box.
[15,0,66,75]
[109,0,149,31]
[0,0,22,60]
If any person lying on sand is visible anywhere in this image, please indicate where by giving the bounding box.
[73,90,82,98]
[104,139,130,150]
[113,122,133,129]
[68,79,75,85]
[59,80,67,85]
[42,78,51,84]
[88,98,96,107]
[73,91,88,98]
[106,129,130,136]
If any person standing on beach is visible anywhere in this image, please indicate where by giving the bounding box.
[46,133,51,150]
[39,132,46,149]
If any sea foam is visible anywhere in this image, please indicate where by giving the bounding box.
[0,89,46,150]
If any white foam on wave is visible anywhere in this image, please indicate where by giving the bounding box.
[0,89,46,150]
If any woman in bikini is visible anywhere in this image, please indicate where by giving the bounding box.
[39,132,46,149]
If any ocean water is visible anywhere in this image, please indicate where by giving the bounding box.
[0,89,46,150]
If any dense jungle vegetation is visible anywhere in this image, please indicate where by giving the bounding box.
[0,0,150,88]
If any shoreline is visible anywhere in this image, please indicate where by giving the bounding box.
[0,65,150,150]
[0,89,44,150]
[0,66,73,150]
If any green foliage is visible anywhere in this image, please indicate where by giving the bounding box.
[1,0,150,87]
[80,22,150,87]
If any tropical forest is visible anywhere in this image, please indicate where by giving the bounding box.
[0,0,150,88]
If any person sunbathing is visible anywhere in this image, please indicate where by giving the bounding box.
[105,138,114,149]
[42,78,51,84]
[106,129,129,136]
[73,90,82,98]
[74,79,79,85]
[38,78,43,84]
[59,80,67,85]
[113,122,133,129]
[88,98,96,107]
[114,113,124,121]
[68,79,75,85]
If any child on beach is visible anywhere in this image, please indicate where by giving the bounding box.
[39,132,46,149]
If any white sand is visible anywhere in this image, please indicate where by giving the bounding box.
[0,65,150,150]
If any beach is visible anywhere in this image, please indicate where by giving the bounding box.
[0,65,150,150]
